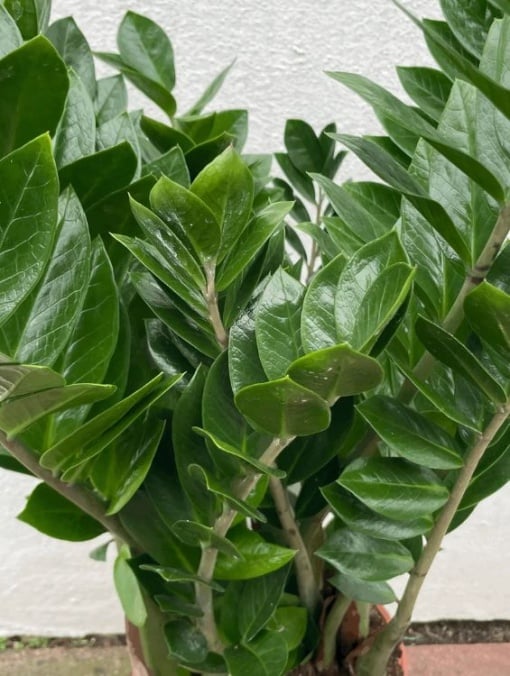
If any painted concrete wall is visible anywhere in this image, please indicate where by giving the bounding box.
[1,0,509,635]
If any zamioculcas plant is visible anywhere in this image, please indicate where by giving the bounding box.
[1,0,510,674]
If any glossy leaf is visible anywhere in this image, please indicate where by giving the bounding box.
[4,0,50,39]
[236,565,290,641]
[255,269,304,380]
[191,146,254,262]
[275,152,315,202]
[54,70,96,168]
[316,528,414,582]
[358,396,464,470]
[397,66,452,122]
[339,457,450,521]
[140,564,224,592]
[214,527,295,580]
[0,357,64,402]
[96,113,141,175]
[114,545,147,627]
[18,483,104,541]
[229,312,267,394]
[0,5,22,58]
[0,135,58,326]
[149,175,220,261]
[142,146,190,186]
[322,482,433,540]
[2,188,90,366]
[235,377,331,437]
[285,119,324,173]
[46,16,96,98]
[0,36,68,158]
[465,281,510,356]
[117,11,175,90]
[268,607,308,652]
[94,75,127,125]
[171,520,241,559]
[165,619,208,664]
[440,0,493,58]
[329,573,397,605]
[225,631,288,676]
[186,61,235,116]
[287,344,382,403]
[416,316,507,403]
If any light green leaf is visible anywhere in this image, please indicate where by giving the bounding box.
[117,11,175,90]
[2,188,90,366]
[329,574,397,605]
[114,545,147,627]
[225,631,288,676]
[237,566,290,641]
[339,457,449,521]
[186,61,235,116]
[358,396,464,470]
[0,135,58,326]
[268,607,308,651]
[235,377,331,437]
[316,528,414,581]
[255,269,304,380]
[18,483,105,541]
[397,66,452,122]
[214,527,295,580]
[416,315,507,403]
[440,0,493,58]
[54,70,96,169]
[149,175,221,261]
[94,75,127,125]
[170,520,241,559]
[287,344,382,403]
[0,35,68,157]
[0,5,22,58]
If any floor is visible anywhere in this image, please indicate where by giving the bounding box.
[407,643,510,675]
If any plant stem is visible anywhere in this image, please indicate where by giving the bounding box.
[204,262,228,349]
[269,477,320,613]
[305,191,324,284]
[0,431,137,548]
[355,400,510,676]
[195,437,293,652]
[317,593,351,671]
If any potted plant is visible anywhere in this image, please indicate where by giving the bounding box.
[1,0,510,674]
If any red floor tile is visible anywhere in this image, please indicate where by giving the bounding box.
[406,643,510,675]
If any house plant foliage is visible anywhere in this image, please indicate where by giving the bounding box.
[1,0,510,674]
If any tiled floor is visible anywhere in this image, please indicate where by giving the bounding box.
[407,643,510,675]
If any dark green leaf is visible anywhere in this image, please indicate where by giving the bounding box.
[140,115,194,154]
[397,66,453,121]
[171,520,241,558]
[0,36,68,158]
[416,315,507,403]
[465,281,510,356]
[140,564,223,591]
[4,0,50,39]
[235,377,331,437]
[94,75,127,125]
[54,70,96,168]
[46,16,96,98]
[237,565,290,641]
[229,311,268,394]
[0,135,58,325]
[142,146,190,186]
[18,483,104,541]
[0,5,22,58]
[440,0,493,58]
[275,152,315,203]
[285,119,324,173]
[225,631,288,676]
[339,457,449,521]
[316,528,414,581]
[186,61,235,116]
[329,574,397,605]
[165,620,207,664]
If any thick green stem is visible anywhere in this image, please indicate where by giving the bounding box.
[317,594,352,671]
[204,262,228,349]
[269,477,320,614]
[0,431,137,548]
[356,401,510,676]
[195,437,293,652]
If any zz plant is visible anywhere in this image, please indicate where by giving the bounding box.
[1,1,510,674]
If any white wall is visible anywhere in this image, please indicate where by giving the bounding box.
[1,0,509,636]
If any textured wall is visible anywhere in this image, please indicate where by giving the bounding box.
[1,0,509,636]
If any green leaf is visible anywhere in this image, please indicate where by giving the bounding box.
[91,417,165,515]
[357,396,464,470]
[440,0,493,58]
[165,620,208,665]
[142,145,190,186]
[316,528,414,582]
[191,146,254,262]
[0,35,68,158]
[18,483,104,541]
[0,5,22,58]
[140,115,194,154]
[0,382,114,438]
[268,607,308,652]
[0,358,64,402]
[287,344,382,403]
[154,594,203,618]
[140,564,224,592]
[416,315,507,403]
[229,312,268,394]
[285,119,324,173]
[1,188,91,366]
[465,281,510,356]
[237,565,290,641]
[255,269,304,380]
[225,631,288,676]
[397,66,452,122]
[329,574,397,605]
[215,527,295,580]
[186,61,235,116]
[114,545,147,627]
[235,377,331,437]
[333,134,471,261]
[322,482,433,540]
[339,457,449,521]
[94,75,127,125]
[59,142,137,210]
[170,520,241,559]
[301,254,345,351]
[4,0,50,39]
[118,11,175,90]
[149,175,221,261]
[40,374,178,472]
[275,152,315,202]
[46,16,96,99]
[96,112,141,175]
[54,70,96,168]
[0,135,58,325]
[216,201,291,291]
